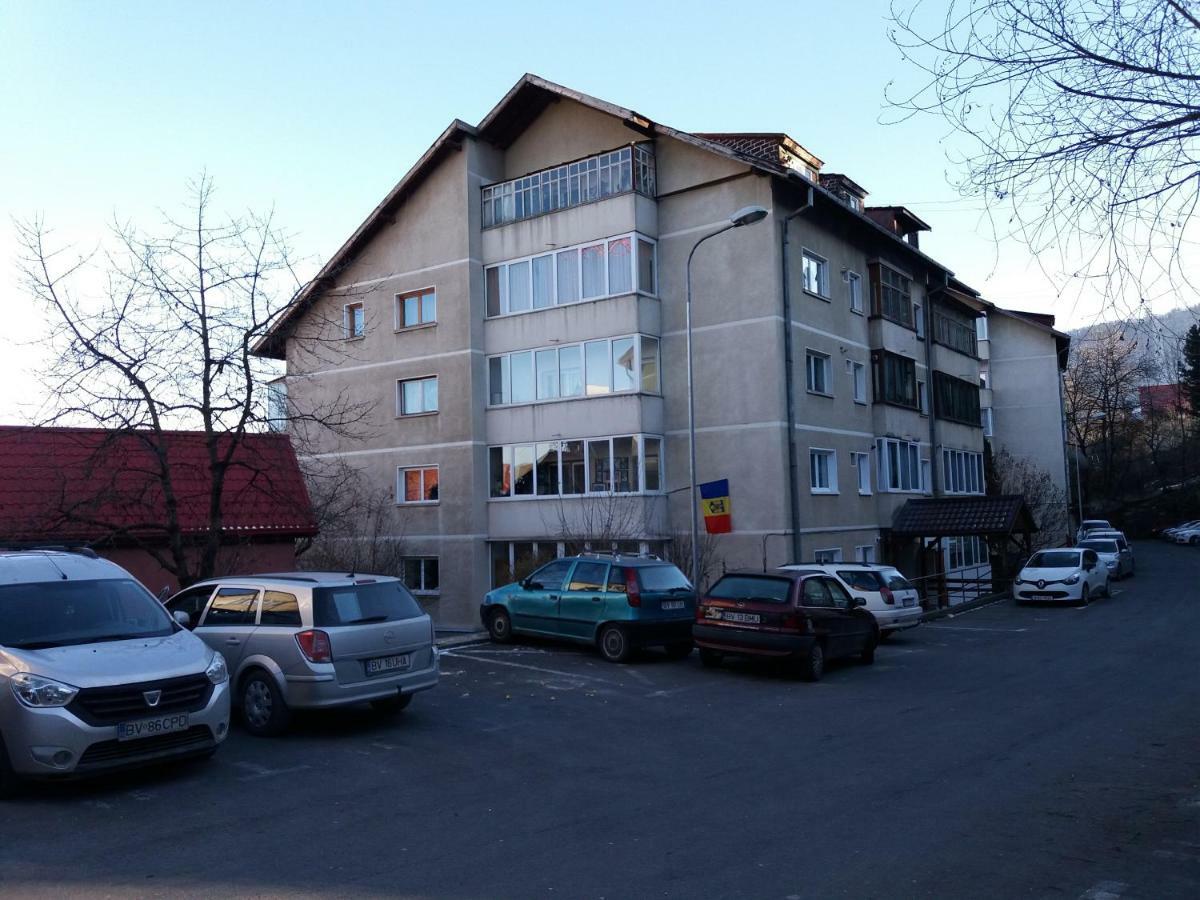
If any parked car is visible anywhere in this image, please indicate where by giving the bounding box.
[1075,519,1112,543]
[1013,548,1110,605]
[1077,538,1133,579]
[693,569,877,681]
[1,550,230,798]
[480,554,695,663]
[1171,523,1200,546]
[1161,520,1200,540]
[165,572,438,736]
[1084,530,1135,572]
[781,563,921,640]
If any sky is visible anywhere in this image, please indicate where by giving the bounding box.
[0,0,1135,423]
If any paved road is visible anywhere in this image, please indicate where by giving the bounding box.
[2,543,1198,899]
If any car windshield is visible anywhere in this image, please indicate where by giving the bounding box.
[1079,540,1119,553]
[637,565,692,593]
[880,568,915,590]
[0,578,174,649]
[313,581,423,626]
[707,575,793,604]
[837,570,884,591]
[1082,521,1110,530]
[1027,551,1080,569]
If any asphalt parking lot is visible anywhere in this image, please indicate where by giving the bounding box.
[2,543,1199,899]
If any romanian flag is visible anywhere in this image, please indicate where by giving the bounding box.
[699,479,732,534]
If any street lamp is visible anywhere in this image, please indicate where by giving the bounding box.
[684,205,769,586]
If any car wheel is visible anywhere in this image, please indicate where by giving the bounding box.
[487,608,514,644]
[877,629,893,643]
[860,631,878,665]
[664,640,694,660]
[1103,577,1112,598]
[370,693,414,714]
[1190,536,1199,546]
[699,647,723,668]
[0,732,19,801]
[1078,585,1090,607]
[240,670,291,737]
[598,624,633,663]
[800,642,824,682]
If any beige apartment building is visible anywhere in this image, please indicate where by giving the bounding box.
[258,75,1054,627]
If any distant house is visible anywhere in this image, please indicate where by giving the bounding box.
[1138,383,1189,417]
[0,427,317,593]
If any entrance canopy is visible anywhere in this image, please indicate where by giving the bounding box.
[890,495,1038,539]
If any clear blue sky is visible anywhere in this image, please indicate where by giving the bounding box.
[0,0,1100,421]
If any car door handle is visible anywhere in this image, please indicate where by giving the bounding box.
[224,637,241,645]
[549,594,559,601]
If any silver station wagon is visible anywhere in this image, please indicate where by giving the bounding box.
[165,572,439,736]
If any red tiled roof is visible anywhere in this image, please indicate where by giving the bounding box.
[1139,383,1189,414]
[0,427,317,544]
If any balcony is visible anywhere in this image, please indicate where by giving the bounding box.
[482,144,656,229]
[932,311,978,357]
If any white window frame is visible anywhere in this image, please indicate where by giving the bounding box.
[397,375,439,416]
[343,301,365,339]
[982,407,994,437]
[809,448,838,494]
[976,316,989,341]
[940,448,986,495]
[396,465,439,505]
[851,451,871,495]
[487,334,658,408]
[877,437,923,494]
[814,548,843,564]
[801,249,830,300]
[394,286,437,330]
[488,434,665,500]
[850,361,867,404]
[847,271,863,314]
[402,557,440,594]
[485,231,656,318]
[806,350,833,396]
[854,544,876,564]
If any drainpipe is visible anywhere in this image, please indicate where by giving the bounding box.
[780,185,814,564]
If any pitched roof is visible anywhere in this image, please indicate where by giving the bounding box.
[255,74,958,359]
[890,495,1038,537]
[0,427,317,544]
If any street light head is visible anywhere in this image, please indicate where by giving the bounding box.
[730,205,769,227]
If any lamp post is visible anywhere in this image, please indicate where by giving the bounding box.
[684,205,769,586]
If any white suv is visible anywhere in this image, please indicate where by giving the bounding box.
[780,563,922,638]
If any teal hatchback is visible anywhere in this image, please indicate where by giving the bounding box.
[480,555,696,662]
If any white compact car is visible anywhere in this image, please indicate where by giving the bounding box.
[1171,523,1200,546]
[1013,548,1110,606]
[1075,519,1112,543]
[780,563,922,638]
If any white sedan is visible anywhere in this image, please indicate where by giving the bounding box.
[1013,548,1110,606]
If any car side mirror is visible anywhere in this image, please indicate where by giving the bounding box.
[853,597,868,608]
[521,579,543,591]
[172,610,192,628]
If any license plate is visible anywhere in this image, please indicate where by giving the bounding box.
[1031,594,1055,601]
[662,600,685,610]
[365,653,410,676]
[902,597,915,608]
[723,611,761,624]
[117,713,189,742]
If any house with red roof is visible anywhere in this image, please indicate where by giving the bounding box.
[0,426,317,593]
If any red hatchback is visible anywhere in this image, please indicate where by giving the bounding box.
[693,569,878,681]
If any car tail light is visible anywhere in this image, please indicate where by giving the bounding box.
[780,613,808,632]
[295,629,332,663]
[880,586,895,605]
[695,602,709,622]
[624,568,641,608]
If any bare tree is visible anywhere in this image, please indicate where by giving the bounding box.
[888,0,1200,320]
[15,177,372,585]
[987,446,1070,549]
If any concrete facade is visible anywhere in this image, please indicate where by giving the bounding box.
[262,76,1023,627]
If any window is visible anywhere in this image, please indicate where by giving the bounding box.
[398,466,439,503]
[914,303,925,339]
[532,256,554,309]
[260,591,302,627]
[810,449,838,493]
[200,587,258,627]
[489,434,664,498]
[344,302,365,339]
[640,336,660,393]
[941,448,985,495]
[536,348,559,400]
[638,238,656,295]
[402,558,440,594]
[813,549,843,565]
[976,316,989,341]
[932,308,978,356]
[481,144,656,228]
[806,350,832,395]
[851,361,867,403]
[165,585,215,629]
[266,379,287,432]
[855,545,876,564]
[873,351,918,409]
[945,535,988,571]
[511,352,533,403]
[982,407,994,437]
[396,288,436,329]
[582,243,606,298]
[851,452,871,494]
[877,438,923,493]
[585,341,610,395]
[487,333,658,408]
[560,345,584,397]
[529,559,573,591]
[933,372,982,426]
[398,376,438,416]
[568,562,609,592]
[871,263,913,327]
[557,250,580,304]
[802,250,829,298]
[847,271,863,313]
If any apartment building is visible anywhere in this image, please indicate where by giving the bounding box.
[257,75,997,626]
